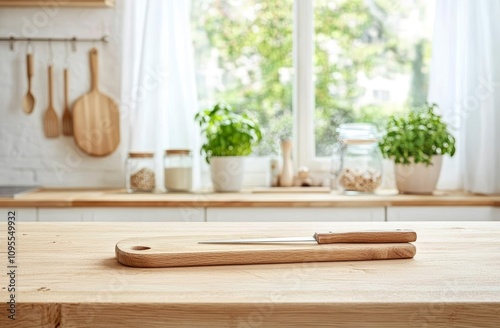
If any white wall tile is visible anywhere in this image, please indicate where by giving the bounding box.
[0,4,126,187]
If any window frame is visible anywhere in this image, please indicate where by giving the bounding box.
[294,0,330,172]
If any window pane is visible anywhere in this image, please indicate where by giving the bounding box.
[192,0,293,155]
[314,0,435,157]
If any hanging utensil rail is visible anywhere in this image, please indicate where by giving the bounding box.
[0,35,109,50]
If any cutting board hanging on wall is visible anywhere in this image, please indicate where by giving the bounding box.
[115,236,417,268]
[73,48,120,156]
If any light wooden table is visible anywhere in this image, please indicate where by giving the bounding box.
[1,221,499,327]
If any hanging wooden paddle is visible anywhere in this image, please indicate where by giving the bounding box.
[73,48,120,156]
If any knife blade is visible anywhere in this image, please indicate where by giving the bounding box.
[198,229,417,244]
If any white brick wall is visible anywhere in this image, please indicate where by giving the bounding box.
[0,3,127,187]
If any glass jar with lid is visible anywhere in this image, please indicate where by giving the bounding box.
[164,149,192,192]
[331,123,383,194]
[126,152,156,193]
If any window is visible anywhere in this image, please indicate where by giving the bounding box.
[314,0,434,158]
[192,0,293,156]
[192,0,434,169]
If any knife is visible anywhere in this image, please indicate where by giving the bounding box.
[198,229,417,244]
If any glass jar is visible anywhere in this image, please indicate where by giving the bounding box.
[164,149,192,192]
[332,123,383,194]
[126,152,156,193]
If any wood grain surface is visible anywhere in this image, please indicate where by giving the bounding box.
[1,188,499,208]
[72,48,120,156]
[0,221,499,327]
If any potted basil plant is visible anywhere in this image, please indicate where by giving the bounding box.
[378,103,456,194]
[195,103,262,192]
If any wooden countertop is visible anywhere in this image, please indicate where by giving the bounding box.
[1,221,499,327]
[0,188,499,208]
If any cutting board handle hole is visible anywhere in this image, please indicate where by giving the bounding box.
[131,246,150,251]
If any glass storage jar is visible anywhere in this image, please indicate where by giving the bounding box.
[164,149,192,192]
[331,123,383,194]
[126,152,156,193]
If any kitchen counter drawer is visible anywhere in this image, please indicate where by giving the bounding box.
[0,208,37,222]
[387,206,500,221]
[38,207,205,222]
[206,207,385,222]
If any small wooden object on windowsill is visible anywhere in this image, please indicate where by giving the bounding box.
[297,166,313,186]
[279,138,294,187]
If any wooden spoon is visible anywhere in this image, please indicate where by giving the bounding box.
[43,65,59,138]
[62,68,73,136]
[22,54,35,114]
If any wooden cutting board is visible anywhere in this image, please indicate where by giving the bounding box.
[73,48,120,156]
[115,236,416,268]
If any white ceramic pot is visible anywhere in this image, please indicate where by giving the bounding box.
[394,155,442,194]
[209,156,245,192]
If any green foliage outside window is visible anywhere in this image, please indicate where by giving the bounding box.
[192,0,432,157]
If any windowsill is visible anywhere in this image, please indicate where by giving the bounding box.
[0,188,499,208]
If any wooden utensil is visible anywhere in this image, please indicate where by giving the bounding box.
[116,235,417,268]
[62,68,73,136]
[199,229,417,244]
[72,48,120,156]
[43,65,59,138]
[22,53,35,114]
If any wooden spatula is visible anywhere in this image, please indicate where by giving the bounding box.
[62,68,73,136]
[72,48,120,156]
[43,65,59,138]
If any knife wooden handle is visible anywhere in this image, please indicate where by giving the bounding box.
[313,229,417,244]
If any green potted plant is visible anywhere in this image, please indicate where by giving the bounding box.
[378,103,456,194]
[195,103,262,192]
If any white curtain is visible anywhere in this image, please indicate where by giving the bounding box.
[121,0,201,188]
[429,0,500,194]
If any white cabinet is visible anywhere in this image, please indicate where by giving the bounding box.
[88,207,205,222]
[38,208,87,222]
[38,207,205,222]
[206,207,385,222]
[7,205,500,222]
[387,206,500,221]
[0,208,37,222]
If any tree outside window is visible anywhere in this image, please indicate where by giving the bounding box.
[192,0,433,158]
